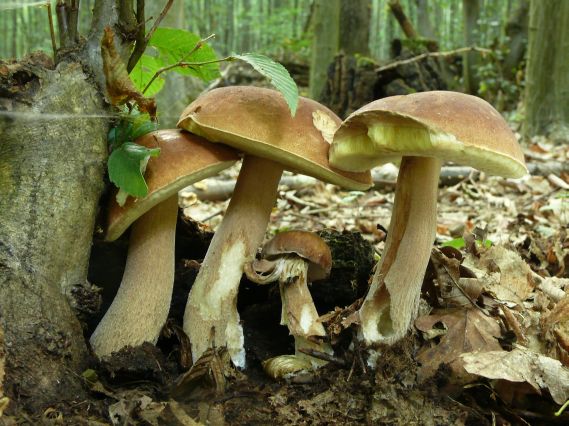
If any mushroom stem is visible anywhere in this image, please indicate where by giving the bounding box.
[90,195,178,358]
[183,155,283,367]
[279,258,332,366]
[359,156,441,344]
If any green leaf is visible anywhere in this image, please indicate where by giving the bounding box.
[129,54,166,96]
[233,53,299,116]
[441,237,465,249]
[108,143,160,201]
[131,118,157,140]
[148,28,220,81]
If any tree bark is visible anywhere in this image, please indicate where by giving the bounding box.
[389,0,418,39]
[339,0,371,55]
[309,0,340,100]
[0,0,116,413]
[0,57,107,412]
[524,0,569,139]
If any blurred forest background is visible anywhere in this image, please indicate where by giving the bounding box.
[2,0,567,139]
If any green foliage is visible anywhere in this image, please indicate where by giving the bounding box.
[129,27,220,96]
[476,48,522,109]
[233,53,299,116]
[441,237,493,250]
[107,111,158,205]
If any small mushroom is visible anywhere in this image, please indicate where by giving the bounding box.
[90,129,238,358]
[329,91,528,347]
[177,86,371,367]
[244,231,333,378]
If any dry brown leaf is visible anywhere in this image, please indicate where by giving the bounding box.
[462,245,535,305]
[462,346,569,405]
[415,308,503,382]
[101,27,157,118]
[541,297,569,366]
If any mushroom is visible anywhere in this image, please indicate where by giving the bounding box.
[177,86,372,367]
[244,231,332,377]
[90,129,239,358]
[328,91,527,346]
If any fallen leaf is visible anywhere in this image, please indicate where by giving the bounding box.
[415,308,503,382]
[462,346,569,405]
[462,245,535,305]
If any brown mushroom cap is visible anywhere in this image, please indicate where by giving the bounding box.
[177,86,372,191]
[106,129,239,241]
[262,230,332,282]
[329,91,527,178]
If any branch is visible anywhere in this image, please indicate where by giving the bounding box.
[45,1,57,60]
[126,0,174,73]
[141,34,219,94]
[375,46,492,73]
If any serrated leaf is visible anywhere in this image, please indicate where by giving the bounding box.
[108,143,160,201]
[233,53,298,116]
[148,28,220,81]
[129,54,166,96]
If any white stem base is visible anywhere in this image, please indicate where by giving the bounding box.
[183,156,283,367]
[359,157,441,344]
[90,195,178,358]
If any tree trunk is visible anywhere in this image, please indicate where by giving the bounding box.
[0,57,107,412]
[339,0,371,55]
[502,0,529,81]
[524,0,569,139]
[415,0,434,38]
[462,0,482,94]
[0,0,116,413]
[309,0,340,100]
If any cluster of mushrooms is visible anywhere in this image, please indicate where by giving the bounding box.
[90,87,527,378]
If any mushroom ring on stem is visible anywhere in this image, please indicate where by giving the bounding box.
[177,86,371,367]
[244,231,333,378]
[329,91,528,346]
[90,130,239,358]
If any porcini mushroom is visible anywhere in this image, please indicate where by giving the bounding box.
[329,91,527,345]
[90,129,238,358]
[244,231,332,377]
[177,86,371,367]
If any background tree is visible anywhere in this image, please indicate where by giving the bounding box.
[462,0,482,94]
[524,0,569,139]
[309,0,340,100]
[339,0,371,55]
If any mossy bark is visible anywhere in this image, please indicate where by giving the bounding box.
[0,57,107,412]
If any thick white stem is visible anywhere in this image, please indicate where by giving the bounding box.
[183,156,283,367]
[90,195,178,358]
[359,156,441,344]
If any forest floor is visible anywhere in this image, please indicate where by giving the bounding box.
[5,137,568,425]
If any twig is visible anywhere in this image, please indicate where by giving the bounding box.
[46,1,57,60]
[376,46,492,73]
[144,0,173,44]
[127,0,174,73]
[142,34,223,94]
[297,348,347,366]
